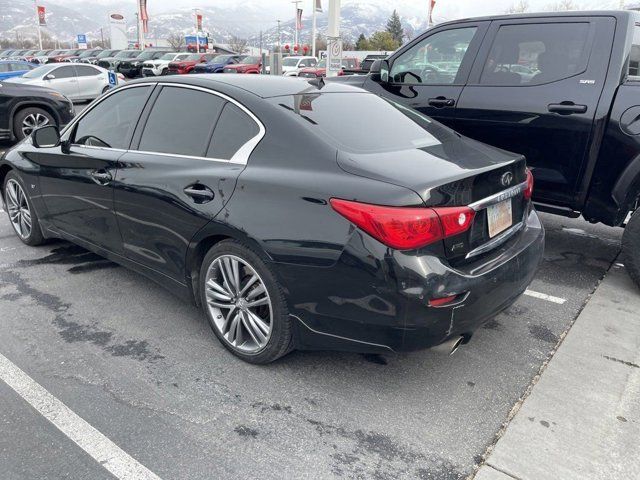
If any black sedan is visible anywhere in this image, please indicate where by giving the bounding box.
[0,81,74,142]
[0,76,544,363]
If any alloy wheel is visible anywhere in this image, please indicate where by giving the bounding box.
[205,254,273,353]
[21,112,50,137]
[5,179,32,239]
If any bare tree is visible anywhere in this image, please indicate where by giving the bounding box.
[229,36,248,54]
[546,0,580,10]
[167,33,186,51]
[505,0,530,13]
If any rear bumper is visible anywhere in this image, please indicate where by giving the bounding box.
[284,208,545,353]
[119,66,141,78]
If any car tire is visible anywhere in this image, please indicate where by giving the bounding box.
[199,239,294,364]
[161,68,168,76]
[3,171,45,246]
[622,207,640,290]
[101,86,110,94]
[12,107,55,141]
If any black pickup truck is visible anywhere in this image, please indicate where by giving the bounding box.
[330,10,640,288]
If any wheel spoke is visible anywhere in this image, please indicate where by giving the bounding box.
[241,311,265,346]
[206,298,234,309]
[206,288,233,302]
[246,310,270,338]
[238,274,259,297]
[218,259,236,297]
[206,278,232,297]
[246,297,269,308]
[223,257,239,294]
[246,283,266,301]
[6,183,18,206]
[227,311,241,340]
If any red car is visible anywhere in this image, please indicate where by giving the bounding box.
[167,53,217,74]
[222,55,269,74]
[46,49,84,64]
[298,57,360,78]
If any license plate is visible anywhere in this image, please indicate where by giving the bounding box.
[487,200,513,238]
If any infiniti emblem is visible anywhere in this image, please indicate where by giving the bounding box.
[501,172,514,187]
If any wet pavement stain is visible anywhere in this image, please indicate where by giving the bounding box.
[482,319,502,331]
[106,340,165,362]
[528,324,558,344]
[602,355,640,369]
[14,244,119,275]
[234,425,259,438]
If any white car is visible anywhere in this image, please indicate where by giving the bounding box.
[142,52,191,76]
[282,56,317,76]
[4,63,123,102]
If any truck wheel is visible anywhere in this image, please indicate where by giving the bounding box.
[622,208,640,289]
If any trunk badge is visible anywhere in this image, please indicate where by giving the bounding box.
[500,172,513,187]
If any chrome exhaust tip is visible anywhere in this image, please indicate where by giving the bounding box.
[431,336,465,355]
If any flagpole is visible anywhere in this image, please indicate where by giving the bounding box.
[194,9,199,53]
[34,1,43,49]
[292,0,301,50]
[312,0,317,57]
[427,0,433,29]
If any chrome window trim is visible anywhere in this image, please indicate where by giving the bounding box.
[468,180,528,212]
[60,81,265,165]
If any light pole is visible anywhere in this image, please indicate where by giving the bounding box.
[326,0,341,78]
[194,9,200,53]
[33,0,43,50]
[277,19,282,51]
[292,0,301,51]
[312,0,318,57]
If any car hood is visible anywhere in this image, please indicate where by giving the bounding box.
[0,80,67,99]
[337,126,523,203]
[197,62,225,69]
[3,77,37,85]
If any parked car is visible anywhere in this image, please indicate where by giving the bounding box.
[0,75,543,363]
[0,81,74,141]
[282,56,318,76]
[173,53,229,74]
[3,49,28,59]
[97,50,141,71]
[298,57,360,78]
[46,49,84,63]
[0,50,15,59]
[330,10,640,289]
[79,49,121,65]
[341,54,389,75]
[4,63,122,102]
[27,49,54,64]
[222,55,269,74]
[63,49,103,63]
[142,52,191,76]
[118,49,174,78]
[0,60,38,80]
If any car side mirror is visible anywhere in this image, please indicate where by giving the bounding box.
[45,73,56,80]
[373,59,390,83]
[32,125,60,148]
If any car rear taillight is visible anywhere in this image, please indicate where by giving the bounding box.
[524,168,534,200]
[330,199,475,250]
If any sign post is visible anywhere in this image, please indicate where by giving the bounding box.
[326,0,342,78]
[77,34,87,49]
[108,71,118,89]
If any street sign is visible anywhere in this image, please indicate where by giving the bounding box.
[327,36,343,75]
[77,34,87,49]
[108,71,117,88]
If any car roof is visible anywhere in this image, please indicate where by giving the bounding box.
[436,9,637,27]
[129,74,366,99]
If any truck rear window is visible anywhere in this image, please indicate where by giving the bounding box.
[629,25,640,78]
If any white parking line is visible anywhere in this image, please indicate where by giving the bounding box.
[0,352,163,480]
[524,289,567,304]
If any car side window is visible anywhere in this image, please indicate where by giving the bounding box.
[0,64,9,73]
[50,66,76,79]
[480,22,591,86]
[629,25,640,78]
[207,103,259,160]
[390,27,477,85]
[138,86,225,157]
[74,65,100,77]
[72,86,150,149]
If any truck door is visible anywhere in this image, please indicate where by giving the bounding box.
[455,17,615,210]
[363,22,489,126]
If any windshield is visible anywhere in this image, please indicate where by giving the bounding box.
[242,56,261,64]
[160,53,176,60]
[115,50,138,59]
[282,57,301,67]
[185,54,203,61]
[97,50,116,58]
[317,59,326,68]
[78,50,98,58]
[22,65,56,79]
[212,55,232,63]
[134,51,157,60]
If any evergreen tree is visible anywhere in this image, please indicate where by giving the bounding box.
[355,33,369,51]
[386,10,404,45]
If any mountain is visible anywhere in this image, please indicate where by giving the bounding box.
[0,0,427,48]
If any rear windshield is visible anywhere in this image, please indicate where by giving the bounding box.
[271,93,447,153]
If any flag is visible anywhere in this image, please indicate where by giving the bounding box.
[429,0,436,24]
[196,13,203,31]
[314,0,323,12]
[296,8,303,30]
[37,6,46,26]
[139,0,149,33]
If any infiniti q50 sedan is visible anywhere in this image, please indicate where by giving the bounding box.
[0,76,544,364]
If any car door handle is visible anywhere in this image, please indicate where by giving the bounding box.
[428,97,456,108]
[548,102,587,115]
[184,184,215,203]
[89,169,112,185]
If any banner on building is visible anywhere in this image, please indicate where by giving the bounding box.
[314,0,322,12]
[196,12,203,31]
[37,6,46,26]
[296,8,303,30]
[109,13,128,50]
[139,0,149,33]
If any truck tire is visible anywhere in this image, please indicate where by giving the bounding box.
[622,208,640,289]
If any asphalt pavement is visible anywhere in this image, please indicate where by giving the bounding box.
[0,182,624,480]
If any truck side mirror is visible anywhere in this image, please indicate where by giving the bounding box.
[379,59,390,83]
[369,59,389,82]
